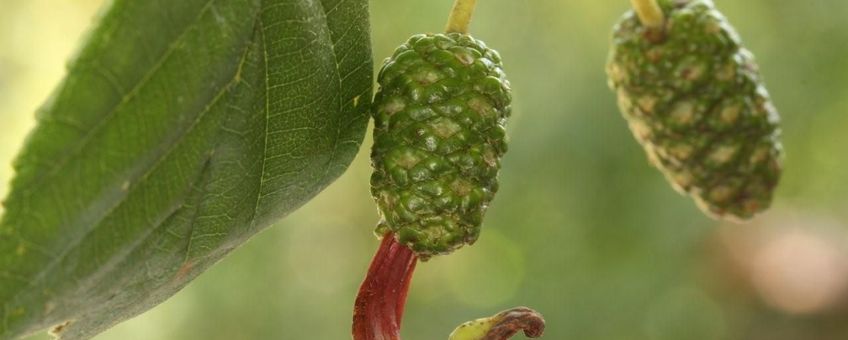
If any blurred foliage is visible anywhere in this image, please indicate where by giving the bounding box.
[3,0,848,339]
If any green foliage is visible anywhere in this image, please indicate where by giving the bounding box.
[0,0,372,338]
[4,0,848,339]
[370,33,511,259]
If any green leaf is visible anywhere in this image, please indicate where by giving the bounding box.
[0,0,372,338]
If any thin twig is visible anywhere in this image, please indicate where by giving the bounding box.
[630,0,665,29]
[445,0,479,34]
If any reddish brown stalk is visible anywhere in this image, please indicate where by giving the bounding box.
[482,307,546,339]
[352,233,418,340]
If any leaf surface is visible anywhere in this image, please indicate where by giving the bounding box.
[0,0,372,338]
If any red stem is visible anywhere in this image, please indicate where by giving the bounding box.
[353,233,418,340]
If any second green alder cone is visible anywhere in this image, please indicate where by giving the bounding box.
[607,0,783,220]
[370,33,511,259]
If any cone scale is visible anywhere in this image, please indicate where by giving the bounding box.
[370,32,512,259]
[607,0,783,220]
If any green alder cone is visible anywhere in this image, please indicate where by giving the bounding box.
[370,33,511,259]
[607,0,783,220]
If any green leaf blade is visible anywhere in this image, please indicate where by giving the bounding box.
[0,0,372,338]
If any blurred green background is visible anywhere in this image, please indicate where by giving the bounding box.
[3,0,848,339]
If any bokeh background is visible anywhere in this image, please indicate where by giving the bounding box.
[3,0,848,339]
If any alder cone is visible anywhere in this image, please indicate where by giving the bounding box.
[607,0,783,220]
[370,33,511,259]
